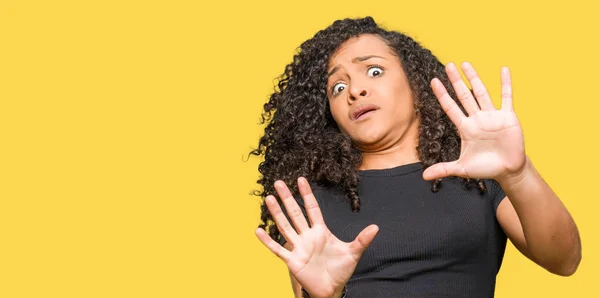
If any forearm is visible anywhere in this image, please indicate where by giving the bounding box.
[498,157,581,275]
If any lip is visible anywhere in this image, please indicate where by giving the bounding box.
[350,103,380,121]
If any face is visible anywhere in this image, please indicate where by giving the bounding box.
[326,34,419,152]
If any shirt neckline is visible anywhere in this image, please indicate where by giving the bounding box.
[358,162,424,177]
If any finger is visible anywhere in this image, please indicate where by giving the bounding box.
[461,62,495,111]
[349,224,379,256]
[275,180,310,233]
[256,227,291,262]
[422,161,465,180]
[446,62,480,116]
[431,78,466,127]
[500,66,513,112]
[297,177,325,226]
[265,195,300,245]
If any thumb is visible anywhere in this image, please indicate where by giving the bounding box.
[422,161,462,180]
[349,224,379,256]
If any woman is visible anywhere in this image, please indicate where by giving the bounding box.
[250,16,581,298]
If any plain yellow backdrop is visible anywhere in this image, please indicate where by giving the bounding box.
[1,0,598,297]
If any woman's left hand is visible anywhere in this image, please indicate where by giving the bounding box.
[423,62,526,182]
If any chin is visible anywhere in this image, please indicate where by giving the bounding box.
[352,132,385,149]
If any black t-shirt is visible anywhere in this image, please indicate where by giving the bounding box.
[279,162,507,298]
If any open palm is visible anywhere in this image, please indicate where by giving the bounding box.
[423,62,527,181]
[255,177,378,298]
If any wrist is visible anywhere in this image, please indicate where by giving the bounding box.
[497,156,534,192]
[301,285,347,298]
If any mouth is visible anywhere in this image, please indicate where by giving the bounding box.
[352,104,379,121]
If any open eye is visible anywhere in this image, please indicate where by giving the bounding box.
[331,82,347,95]
[367,66,383,77]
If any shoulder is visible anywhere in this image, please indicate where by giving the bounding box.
[442,177,504,198]
[483,179,502,193]
[290,181,340,206]
[307,182,345,202]
[483,179,507,212]
[434,178,506,209]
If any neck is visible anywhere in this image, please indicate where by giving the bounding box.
[358,143,420,170]
[357,121,420,170]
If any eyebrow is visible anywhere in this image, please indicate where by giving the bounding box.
[327,55,386,77]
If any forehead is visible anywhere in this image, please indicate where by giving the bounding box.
[328,34,393,66]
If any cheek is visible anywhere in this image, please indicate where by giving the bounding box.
[329,102,349,130]
[390,85,415,115]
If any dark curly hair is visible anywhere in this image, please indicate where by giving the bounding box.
[250,16,486,242]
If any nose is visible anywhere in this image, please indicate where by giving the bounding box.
[348,83,368,103]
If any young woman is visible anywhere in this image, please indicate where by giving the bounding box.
[251,16,581,298]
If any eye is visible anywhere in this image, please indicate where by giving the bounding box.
[331,82,347,96]
[367,66,383,77]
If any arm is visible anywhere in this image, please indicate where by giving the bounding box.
[423,62,582,277]
[496,157,581,276]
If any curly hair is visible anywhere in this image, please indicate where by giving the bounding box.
[250,16,486,242]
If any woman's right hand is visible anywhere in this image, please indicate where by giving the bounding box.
[255,177,379,298]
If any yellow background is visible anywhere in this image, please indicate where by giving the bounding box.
[1,0,598,297]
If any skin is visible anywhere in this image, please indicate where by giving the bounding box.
[325,34,420,170]
[255,34,582,298]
